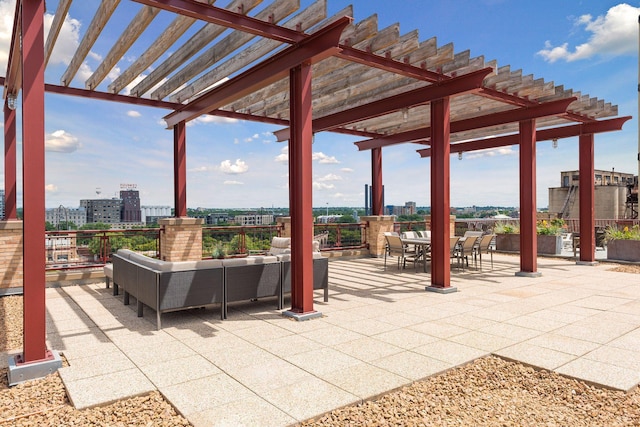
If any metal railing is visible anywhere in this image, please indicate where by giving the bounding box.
[45,228,160,271]
[202,225,282,257]
[313,223,368,251]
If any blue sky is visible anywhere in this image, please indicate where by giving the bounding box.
[0,0,638,210]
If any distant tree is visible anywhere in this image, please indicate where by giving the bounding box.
[45,221,55,231]
[80,222,111,230]
[58,221,78,230]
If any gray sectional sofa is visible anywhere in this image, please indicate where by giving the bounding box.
[109,245,328,329]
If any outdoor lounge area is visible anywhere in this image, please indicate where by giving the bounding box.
[2,253,638,425]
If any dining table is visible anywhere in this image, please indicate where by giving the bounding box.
[400,237,431,272]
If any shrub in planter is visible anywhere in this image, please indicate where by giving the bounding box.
[605,225,640,262]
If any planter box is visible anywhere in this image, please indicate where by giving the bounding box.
[495,234,562,255]
[607,239,640,262]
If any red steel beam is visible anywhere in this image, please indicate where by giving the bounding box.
[518,119,537,274]
[428,97,452,290]
[274,68,492,142]
[288,62,316,315]
[579,133,596,263]
[174,121,187,218]
[164,17,351,128]
[355,97,577,151]
[416,116,632,157]
[130,0,306,44]
[22,0,48,362]
[371,147,383,215]
[3,100,17,220]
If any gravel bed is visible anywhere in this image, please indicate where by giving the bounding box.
[300,356,640,427]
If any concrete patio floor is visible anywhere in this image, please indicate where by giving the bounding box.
[17,254,640,426]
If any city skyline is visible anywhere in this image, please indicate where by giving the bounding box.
[0,0,638,210]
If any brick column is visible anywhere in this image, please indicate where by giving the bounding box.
[0,220,23,290]
[361,215,395,258]
[276,217,291,238]
[424,215,456,236]
[158,218,203,261]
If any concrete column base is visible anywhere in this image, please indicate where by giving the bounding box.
[425,286,458,294]
[8,350,62,386]
[515,271,543,278]
[282,310,322,321]
[576,261,599,266]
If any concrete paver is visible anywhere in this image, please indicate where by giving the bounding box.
[45,253,640,424]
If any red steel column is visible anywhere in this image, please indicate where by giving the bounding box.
[428,97,453,291]
[173,121,187,218]
[518,119,539,276]
[4,99,17,220]
[578,133,596,263]
[371,147,383,215]
[22,0,48,362]
[287,62,316,316]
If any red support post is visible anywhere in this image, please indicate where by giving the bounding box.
[517,119,540,276]
[285,62,318,319]
[21,0,48,362]
[173,121,187,218]
[427,97,455,293]
[3,99,17,220]
[578,133,596,263]
[371,147,383,215]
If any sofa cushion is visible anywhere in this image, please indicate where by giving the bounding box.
[103,263,113,279]
[157,259,224,272]
[128,252,165,270]
[116,249,137,259]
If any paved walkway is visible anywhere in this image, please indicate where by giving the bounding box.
[33,254,640,426]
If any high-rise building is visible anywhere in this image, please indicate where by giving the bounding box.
[120,187,141,222]
[45,206,87,228]
[80,198,122,224]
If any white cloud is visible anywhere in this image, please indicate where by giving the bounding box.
[341,168,354,173]
[127,110,141,118]
[313,152,340,164]
[45,130,81,153]
[223,180,244,185]
[219,159,249,174]
[537,4,640,63]
[465,146,516,160]
[193,114,238,125]
[313,182,335,190]
[189,166,214,173]
[275,146,288,163]
[317,173,342,182]
[45,184,58,192]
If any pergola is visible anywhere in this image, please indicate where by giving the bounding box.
[2,0,630,372]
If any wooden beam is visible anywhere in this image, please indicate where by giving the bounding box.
[416,116,632,157]
[170,0,330,103]
[130,0,261,97]
[85,5,161,90]
[60,0,120,86]
[108,0,215,94]
[151,0,299,100]
[163,16,351,127]
[44,0,72,67]
[274,67,492,141]
[355,97,576,151]
[131,0,305,43]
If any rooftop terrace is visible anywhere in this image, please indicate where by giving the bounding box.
[3,253,639,425]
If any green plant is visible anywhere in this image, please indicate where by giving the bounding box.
[604,225,640,242]
[494,221,520,234]
[211,244,227,259]
[536,218,565,236]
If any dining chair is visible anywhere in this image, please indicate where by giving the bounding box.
[385,235,419,271]
[474,234,496,270]
[418,230,431,239]
[459,235,480,271]
[450,236,461,271]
